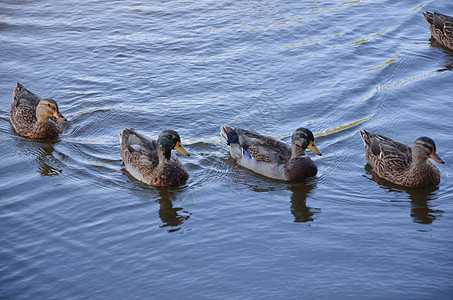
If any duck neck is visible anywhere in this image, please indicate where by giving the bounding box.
[413,155,428,165]
[35,105,52,123]
[158,146,172,162]
[291,144,306,159]
[412,147,429,165]
[36,111,50,122]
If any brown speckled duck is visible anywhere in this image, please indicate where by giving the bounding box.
[422,11,453,50]
[220,125,322,182]
[360,130,445,188]
[119,128,190,187]
[9,82,67,139]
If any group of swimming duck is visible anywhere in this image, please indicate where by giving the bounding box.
[9,11,450,188]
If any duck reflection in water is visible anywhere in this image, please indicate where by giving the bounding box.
[237,175,319,223]
[436,54,453,73]
[288,181,319,223]
[407,185,442,224]
[16,139,65,176]
[364,164,443,224]
[156,188,191,233]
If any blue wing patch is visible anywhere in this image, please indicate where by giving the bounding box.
[242,147,252,159]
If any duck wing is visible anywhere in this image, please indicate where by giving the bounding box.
[120,128,159,165]
[423,12,453,36]
[10,83,43,135]
[360,130,412,173]
[12,82,41,109]
[221,124,291,164]
[423,11,453,49]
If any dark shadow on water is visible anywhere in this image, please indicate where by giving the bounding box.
[364,164,443,224]
[288,180,320,223]
[156,187,191,233]
[436,56,453,73]
[121,170,192,233]
[15,138,66,176]
[407,185,441,224]
[429,37,453,72]
[236,167,320,223]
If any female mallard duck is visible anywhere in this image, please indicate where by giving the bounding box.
[220,125,322,181]
[360,130,445,188]
[9,82,67,139]
[422,11,453,50]
[119,128,190,187]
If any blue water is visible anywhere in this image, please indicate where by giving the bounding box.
[1,0,453,298]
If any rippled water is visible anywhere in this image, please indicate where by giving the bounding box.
[1,0,453,298]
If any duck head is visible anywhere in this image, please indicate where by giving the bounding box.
[36,98,67,122]
[412,137,444,165]
[291,128,322,157]
[158,130,190,159]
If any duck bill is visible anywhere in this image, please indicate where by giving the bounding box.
[307,140,322,156]
[174,141,190,156]
[53,110,67,121]
[429,152,444,164]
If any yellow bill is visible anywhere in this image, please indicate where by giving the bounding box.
[307,140,322,156]
[174,141,190,156]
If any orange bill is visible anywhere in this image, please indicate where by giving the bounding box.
[429,151,444,164]
[53,110,67,121]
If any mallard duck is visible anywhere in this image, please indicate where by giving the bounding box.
[360,130,444,188]
[220,125,322,181]
[9,82,67,139]
[422,11,453,50]
[119,128,190,187]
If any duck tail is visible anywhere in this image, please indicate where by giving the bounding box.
[422,11,432,23]
[13,82,26,105]
[119,128,151,149]
[220,124,238,145]
[359,130,373,146]
[119,128,134,144]
[12,82,41,107]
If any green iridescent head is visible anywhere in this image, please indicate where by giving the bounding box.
[158,130,190,156]
[291,128,322,156]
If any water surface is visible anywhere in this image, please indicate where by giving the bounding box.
[1,0,452,298]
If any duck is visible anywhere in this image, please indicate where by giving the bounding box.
[360,130,445,188]
[220,125,322,182]
[119,128,190,187]
[9,82,67,139]
[422,11,453,50]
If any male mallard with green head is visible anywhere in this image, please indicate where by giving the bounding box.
[119,128,190,187]
[422,11,453,50]
[9,82,67,139]
[360,130,444,188]
[220,125,322,181]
